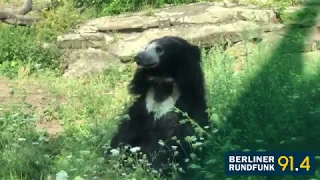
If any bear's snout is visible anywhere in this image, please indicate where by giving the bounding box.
[134,51,159,68]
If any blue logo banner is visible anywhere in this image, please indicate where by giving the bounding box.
[225,151,316,176]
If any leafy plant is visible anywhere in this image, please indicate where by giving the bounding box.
[0,25,60,77]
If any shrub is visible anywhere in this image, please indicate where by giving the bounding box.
[0,25,60,77]
[68,0,198,15]
[35,1,85,41]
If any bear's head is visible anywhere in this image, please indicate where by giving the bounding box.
[129,36,206,102]
[134,36,201,70]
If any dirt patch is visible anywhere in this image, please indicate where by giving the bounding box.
[24,85,55,114]
[35,120,64,138]
[233,59,244,73]
[35,119,85,138]
[75,120,85,125]
[0,76,68,137]
[22,84,68,137]
[16,81,67,116]
[0,77,14,107]
[0,77,65,115]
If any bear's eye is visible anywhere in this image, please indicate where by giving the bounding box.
[155,46,164,55]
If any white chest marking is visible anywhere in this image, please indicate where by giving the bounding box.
[145,83,180,120]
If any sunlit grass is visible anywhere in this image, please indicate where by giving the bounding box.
[0,39,319,179]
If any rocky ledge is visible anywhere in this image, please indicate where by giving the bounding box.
[57,2,320,78]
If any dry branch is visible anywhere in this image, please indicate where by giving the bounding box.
[0,0,42,26]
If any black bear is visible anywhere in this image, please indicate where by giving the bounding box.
[108,36,209,179]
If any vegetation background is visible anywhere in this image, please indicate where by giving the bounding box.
[0,0,319,179]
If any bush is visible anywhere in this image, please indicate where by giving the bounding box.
[69,0,198,15]
[35,1,84,41]
[0,0,85,77]
[0,25,60,77]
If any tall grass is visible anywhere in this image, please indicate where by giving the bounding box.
[0,39,319,179]
[0,0,319,179]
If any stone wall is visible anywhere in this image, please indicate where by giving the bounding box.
[57,2,320,78]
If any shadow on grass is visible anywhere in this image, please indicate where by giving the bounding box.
[200,1,320,180]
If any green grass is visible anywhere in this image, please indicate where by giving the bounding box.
[0,38,320,179]
[0,0,320,179]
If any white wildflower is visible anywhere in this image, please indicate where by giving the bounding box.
[171,146,178,150]
[158,140,164,146]
[212,128,219,133]
[291,137,297,141]
[129,146,141,153]
[18,138,26,142]
[151,170,158,174]
[174,151,179,156]
[74,176,84,180]
[178,168,185,173]
[56,170,68,180]
[190,136,197,142]
[110,149,120,156]
[80,150,90,155]
[171,136,177,140]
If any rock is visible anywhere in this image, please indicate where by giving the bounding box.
[237,9,275,23]
[294,0,320,5]
[223,1,238,8]
[276,41,319,53]
[280,6,320,27]
[106,28,179,61]
[77,3,276,32]
[86,15,159,32]
[225,41,257,74]
[57,33,114,49]
[107,21,284,60]
[302,41,317,52]
[76,25,99,33]
[64,3,281,62]
[260,31,285,45]
[61,48,121,78]
[225,41,256,58]
[315,40,320,50]
[261,24,320,52]
[56,2,320,78]
[212,2,226,7]
[305,27,320,51]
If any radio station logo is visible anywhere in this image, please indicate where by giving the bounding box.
[225,151,315,176]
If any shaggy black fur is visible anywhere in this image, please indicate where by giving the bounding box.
[107,36,209,179]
